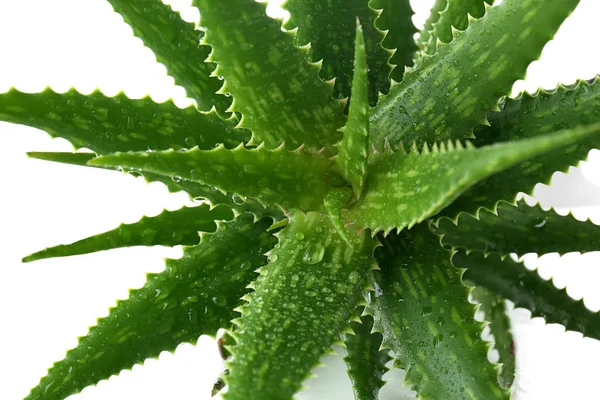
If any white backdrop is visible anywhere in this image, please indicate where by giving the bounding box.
[1,0,600,399]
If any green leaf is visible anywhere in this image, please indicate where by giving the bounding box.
[283,0,391,104]
[0,88,249,153]
[435,200,600,256]
[418,0,493,54]
[26,151,284,220]
[370,0,418,82]
[455,251,600,341]
[22,203,234,262]
[369,0,580,149]
[342,312,391,400]
[193,0,346,152]
[106,0,231,114]
[346,122,600,233]
[224,211,377,400]
[470,286,515,389]
[370,225,507,400]
[323,187,353,245]
[443,78,600,217]
[335,21,370,198]
[91,144,335,212]
[26,214,277,400]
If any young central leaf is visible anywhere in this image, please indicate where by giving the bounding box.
[335,21,370,199]
[224,212,376,400]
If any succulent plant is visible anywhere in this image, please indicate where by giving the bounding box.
[4,0,600,399]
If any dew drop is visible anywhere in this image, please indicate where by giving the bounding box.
[303,243,325,264]
[348,271,360,284]
[295,232,305,240]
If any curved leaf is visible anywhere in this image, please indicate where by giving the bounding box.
[370,0,580,149]
[224,211,377,400]
[23,204,234,262]
[106,0,231,114]
[194,0,346,152]
[283,0,391,104]
[347,122,600,233]
[0,88,249,153]
[26,214,277,400]
[435,200,600,256]
[444,77,600,216]
[455,251,600,340]
[91,144,336,212]
[370,226,507,399]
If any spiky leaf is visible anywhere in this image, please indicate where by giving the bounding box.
[445,78,600,216]
[347,122,600,233]
[23,204,234,262]
[371,225,508,399]
[224,211,376,400]
[455,251,600,340]
[283,0,391,104]
[435,200,600,256]
[0,88,248,153]
[27,151,283,219]
[370,0,580,149]
[342,312,391,400]
[418,0,494,54]
[106,0,231,114]
[194,0,345,152]
[335,21,370,198]
[370,0,418,82]
[470,286,515,389]
[91,144,335,212]
[26,215,277,400]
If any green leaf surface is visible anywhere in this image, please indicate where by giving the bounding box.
[335,22,370,198]
[347,122,600,233]
[443,77,600,217]
[194,0,346,152]
[418,0,493,54]
[283,0,391,104]
[323,188,353,245]
[26,214,277,400]
[370,0,418,82]
[26,151,284,220]
[22,204,234,262]
[370,225,507,400]
[435,200,600,256]
[91,144,335,212]
[470,286,515,389]
[455,251,600,340]
[0,88,249,153]
[106,0,231,114]
[342,312,391,400]
[370,0,580,149]
[224,211,376,400]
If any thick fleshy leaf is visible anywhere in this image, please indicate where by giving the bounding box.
[91,144,335,212]
[335,22,370,198]
[370,225,507,399]
[283,0,391,104]
[370,0,418,82]
[323,188,353,245]
[370,0,580,149]
[0,88,248,153]
[347,122,600,233]
[194,0,346,152]
[22,204,234,262]
[435,200,600,256]
[418,0,493,54]
[470,286,515,389]
[224,211,377,400]
[342,312,391,400]
[106,0,231,114]
[455,251,600,340]
[26,151,284,219]
[26,215,277,400]
[444,78,600,216]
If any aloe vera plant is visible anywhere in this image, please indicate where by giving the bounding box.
[4,0,600,399]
